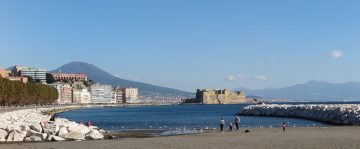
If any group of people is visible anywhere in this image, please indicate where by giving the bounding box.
[219,116,287,132]
[219,116,240,132]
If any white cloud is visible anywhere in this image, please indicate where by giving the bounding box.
[226,75,238,81]
[330,50,343,59]
[237,74,249,80]
[254,75,267,81]
[225,74,267,81]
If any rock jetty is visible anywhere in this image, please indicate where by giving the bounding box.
[0,107,104,142]
[240,104,360,125]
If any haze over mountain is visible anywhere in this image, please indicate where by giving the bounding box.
[52,62,194,99]
[236,81,360,101]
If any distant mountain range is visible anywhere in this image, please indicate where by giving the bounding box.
[52,62,194,99]
[236,81,360,101]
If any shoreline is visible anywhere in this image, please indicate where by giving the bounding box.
[1,126,360,149]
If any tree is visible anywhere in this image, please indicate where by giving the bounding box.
[46,73,56,84]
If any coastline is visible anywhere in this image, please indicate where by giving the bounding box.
[1,126,360,149]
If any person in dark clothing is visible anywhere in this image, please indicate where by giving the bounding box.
[229,122,233,132]
[282,122,286,132]
[235,116,240,131]
[220,117,225,132]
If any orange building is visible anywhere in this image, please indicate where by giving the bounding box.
[0,68,10,77]
[51,73,87,82]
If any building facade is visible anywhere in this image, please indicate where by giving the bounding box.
[51,73,87,82]
[60,84,73,104]
[91,83,116,103]
[113,87,125,103]
[124,88,139,103]
[12,66,47,83]
[196,89,246,104]
[48,82,62,103]
[6,76,29,84]
[0,68,10,77]
[73,89,91,104]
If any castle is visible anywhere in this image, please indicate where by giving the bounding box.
[196,89,247,104]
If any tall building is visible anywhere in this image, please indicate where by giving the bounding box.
[12,66,47,84]
[51,73,88,82]
[91,83,116,103]
[124,88,139,103]
[113,87,125,103]
[73,89,91,104]
[60,84,73,104]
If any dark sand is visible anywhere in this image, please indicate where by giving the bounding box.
[1,127,360,149]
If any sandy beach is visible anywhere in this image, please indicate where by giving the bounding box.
[1,127,360,149]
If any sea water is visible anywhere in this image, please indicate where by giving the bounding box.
[56,104,331,133]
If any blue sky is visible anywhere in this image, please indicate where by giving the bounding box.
[0,0,359,92]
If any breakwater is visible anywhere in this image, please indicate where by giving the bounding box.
[239,104,360,125]
[0,106,104,142]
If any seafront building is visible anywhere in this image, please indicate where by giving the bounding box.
[11,66,47,84]
[124,88,139,103]
[91,83,116,103]
[73,89,91,104]
[113,87,125,103]
[51,73,88,82]
[60,84,73,103]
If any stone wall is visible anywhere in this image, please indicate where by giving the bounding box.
[196,89,247,104]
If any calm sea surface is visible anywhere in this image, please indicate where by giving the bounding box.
[55,103,340,131]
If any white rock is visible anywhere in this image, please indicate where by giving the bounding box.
[62,131,85,140]
[52,136,66,141]
[6,130,25,142]
[30,123,42,132]
[42,122,60,135]
[57,127,69,137]
[0,129,8,142]
[85,129,104,140]
[67,124,90,135]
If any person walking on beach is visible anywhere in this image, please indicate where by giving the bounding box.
[234,116,240,131]
[282,122,286,132]
[229,122,233,132]
[220,118,225,132]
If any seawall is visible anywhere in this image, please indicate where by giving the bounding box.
[239,104,360,125]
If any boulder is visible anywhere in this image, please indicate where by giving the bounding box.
[26,130,48,140]
[57,127,69,137]
[62,131,85,141]
[30,123,42,132]
[67,124,90,135]
[52,136,66,141]
[24,135,42,142]
[6,130,25,142]
[42,121,60,135]
[0,129,8,142]
[85,130,104,140]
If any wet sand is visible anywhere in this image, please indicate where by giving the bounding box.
[1,127,360,149]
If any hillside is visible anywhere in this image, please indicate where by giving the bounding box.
[236,81,360,101]
[52,62,194,99]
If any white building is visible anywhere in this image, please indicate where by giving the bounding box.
[73,89,91,104]
[48,82,61,104]
[91,83,116,103]
[12,66,47,84]
[124,88,139,103]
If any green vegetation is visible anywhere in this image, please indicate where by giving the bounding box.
[0,77,58,106]
[46,73,56,84]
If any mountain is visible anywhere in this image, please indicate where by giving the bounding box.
[236,81,360,101]
[52,62,194,99]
